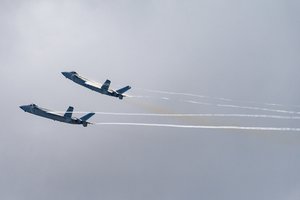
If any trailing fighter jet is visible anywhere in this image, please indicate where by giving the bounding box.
[61,71,131,100]
[19,104,95,127]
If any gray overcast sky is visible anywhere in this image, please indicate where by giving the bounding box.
[1,0,300,199]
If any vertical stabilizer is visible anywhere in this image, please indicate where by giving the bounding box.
[64,106,74,119]
[101,79,111,91]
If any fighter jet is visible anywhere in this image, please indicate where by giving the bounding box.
[61,71,131,99]
[20,104,95,127]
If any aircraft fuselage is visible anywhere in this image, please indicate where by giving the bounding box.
[62,72,127,99]
[19,104,90,127]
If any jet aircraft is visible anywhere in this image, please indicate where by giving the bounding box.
[20,104,95,127]
[61,71,131,99]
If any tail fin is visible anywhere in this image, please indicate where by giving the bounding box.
[80,112,95,122]
[101,79,111,91]
[64,106,74,118]
[116,86,131,94]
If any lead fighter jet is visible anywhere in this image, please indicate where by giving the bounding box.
[61,71,131,100]
[20,104,95,127]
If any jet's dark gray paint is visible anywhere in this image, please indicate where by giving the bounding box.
[62,71,131,99]
[19,104,94,127]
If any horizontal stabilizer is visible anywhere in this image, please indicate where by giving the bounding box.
[64,106,74,118]
[101,79,111,91]
[116,86,131,94]
[80,112,95,122]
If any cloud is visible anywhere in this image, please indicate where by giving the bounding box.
[1,0,300,199]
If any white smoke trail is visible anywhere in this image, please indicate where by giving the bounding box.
[137,88,212,99]
[53,111,300,120]
[216,104,300,115]
[183,100,300,115]
[137,88,300,108]
[127,95,152,98]
[184,100,213,106]
[95,122,300,132]
[127,94,171,101]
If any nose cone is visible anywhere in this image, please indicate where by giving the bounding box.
[19,105,27,112]
[61,72,69,78]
